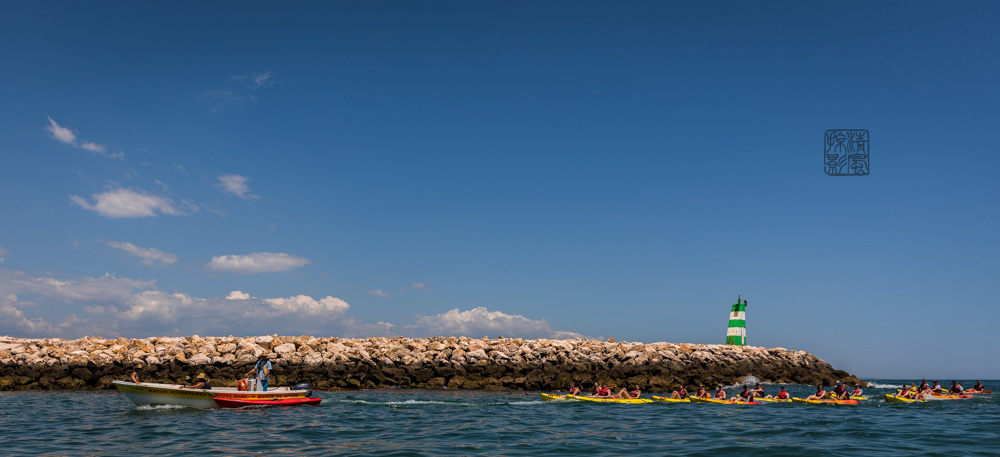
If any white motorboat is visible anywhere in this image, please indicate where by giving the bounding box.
[112,381,311,409]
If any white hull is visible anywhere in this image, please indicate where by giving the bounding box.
[112,381,309,409]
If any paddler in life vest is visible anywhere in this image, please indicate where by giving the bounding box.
[714,385,727,400]
[669,384,688,399]
[751,382,766,398]
[918,379,929,392]
[897,384,918,399]
[949,381,963,394]
[616,384,642,399]
[806,385,827,400]
[568,384,582,396]
[931,380,942,393]
[694,384,709,398]
[971,381,985,392]
[831,382,849,400]
[590,382,602,396]
[850,384,863,398]
[769,386,790,400]
[735,385,755,403]
[589,384,613,397]
[917,383,933,397]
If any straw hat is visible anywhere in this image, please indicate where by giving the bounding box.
[196,372,209,381]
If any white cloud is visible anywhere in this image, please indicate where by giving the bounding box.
[122,290,193,320]
[71,188,182,218]
[368,289,390,298]
[107,241,178,266]
[264,295,350,316]
[45,117,121,159]
[411,282,432,292]
[80,141,107,154]
[1,294,59,335]
[230,71,275,88]
[4,271,155,305]
[226,290,251,300]
[207,252,310,274]
[46,117,76,144]
[405,307,583,339]
[0,269,357,337]
[0,269,586,340]
[217,174,260,200]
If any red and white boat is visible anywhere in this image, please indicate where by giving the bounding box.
[113,381,313,409]
[213,396,322,408]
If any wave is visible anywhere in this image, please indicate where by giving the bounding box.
[866,382,903,389]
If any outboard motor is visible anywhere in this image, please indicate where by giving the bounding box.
[293,382,312,397]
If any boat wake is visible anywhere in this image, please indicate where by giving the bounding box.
[134,404,188,411]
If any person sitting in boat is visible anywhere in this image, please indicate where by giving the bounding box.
[751,382,766,398]
[568,384,582,396]
[917,384,934,397]
[768,386,790,400]
[735,385,755,403]
[931,380,942,393]
[669,384,688,399]
[897,384,918,399]
[616,384,641,399]
[971,381,985,392]
[693,384,709,398]
[590,382,602,396]
[806,385,827,400]
[917,379,929,392]
[246,354,272,392]
[714,385,727,400]
[130,364,143,384]
[589,384,613,397]
[949,381,963,394]
[181,373,212,390]
[850,384,863,398]
[830,382,849,400]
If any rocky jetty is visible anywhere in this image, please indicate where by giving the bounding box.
[0,335,863,391]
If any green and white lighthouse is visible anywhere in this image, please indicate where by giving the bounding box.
[725,296,747,346]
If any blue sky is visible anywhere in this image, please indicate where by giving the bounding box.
[1,1,998,379]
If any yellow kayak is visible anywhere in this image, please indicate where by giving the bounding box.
[540,393,571,401]
[688,396,762,405]
[756,397,792,402]
[569,395,652,404]
[885,394,924,403]
[651,396,690,403]
[791,397,860,405]
[826,393,867,400]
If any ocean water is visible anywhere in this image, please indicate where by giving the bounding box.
[1,381,997,456]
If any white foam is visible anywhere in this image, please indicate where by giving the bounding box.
[134,404,187,411]
[866,382,902,389]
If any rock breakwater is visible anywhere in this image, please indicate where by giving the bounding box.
[0,335,862,391]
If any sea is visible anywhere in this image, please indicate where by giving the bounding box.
[1,380,997,456]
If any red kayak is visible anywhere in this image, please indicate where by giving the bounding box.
[213,397,322,408]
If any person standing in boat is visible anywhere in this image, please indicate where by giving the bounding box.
[247,354,272,391]
[181,373,212,390]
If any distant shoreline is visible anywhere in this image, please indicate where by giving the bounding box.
[0,335,863,391]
